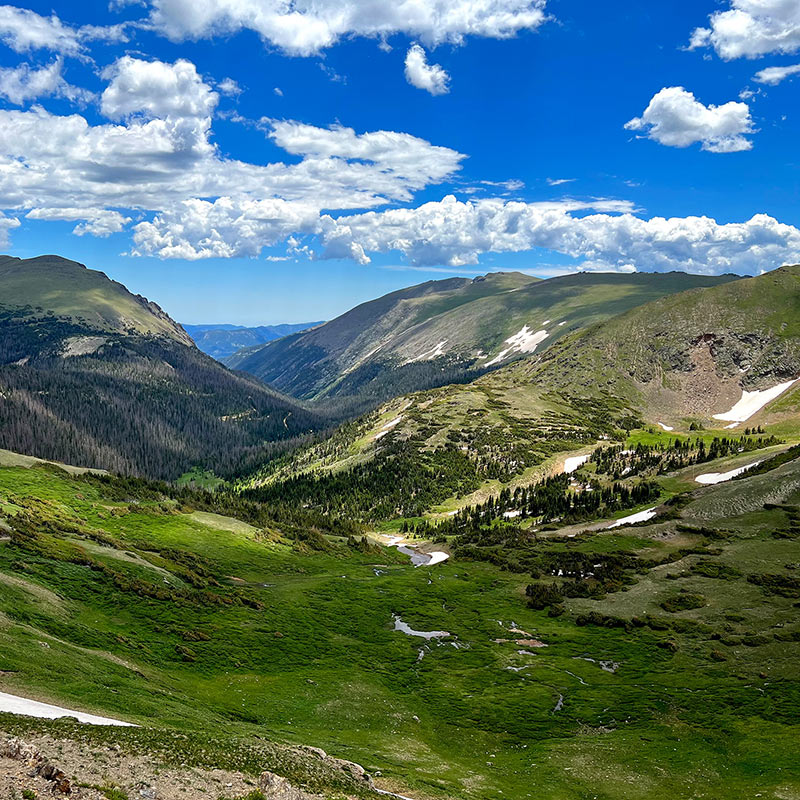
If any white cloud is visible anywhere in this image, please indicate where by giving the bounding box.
[753,63,800,84]
[26,207,131,237]
[0,55,465,252]
[100,57,218,121]
[147,0,548,55]
[404,44,449,95]
[0,58,92,105]
[132,197,319,259]
[0,5,82,54]
[625,87,754,153]
[0,210,19,245]
[547,177,574,186]
[273,86,283,96]
[316,195,800,273]
[690,0,800,60]
[217,77,241,96]
[0,5,127,55]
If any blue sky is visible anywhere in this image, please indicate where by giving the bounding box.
[0,0,799,324]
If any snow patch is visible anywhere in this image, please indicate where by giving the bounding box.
[607,507,658,529]
[563,455,590,474]
[407,339,448,363]
[713,379,798,423]
[485,326,548,367]
[695,461,761,485]
[0,691,134,726]
[657,422,674,432]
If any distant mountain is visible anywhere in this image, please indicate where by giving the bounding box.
[238,268,800,519]
[225,270,737,406]
[0,255,320,479]
[183,322,324,360]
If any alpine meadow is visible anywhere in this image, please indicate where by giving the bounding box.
[1,2,800,800]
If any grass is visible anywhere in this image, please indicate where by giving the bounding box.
[0,459,799,799]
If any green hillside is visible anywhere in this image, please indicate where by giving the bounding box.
[1,438,799,799]
[226,270,735,406]
[0,255,320,479]
[0,254,192,343]
[243,267,800,521]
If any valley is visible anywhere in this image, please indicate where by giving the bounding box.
[1,255,799,799]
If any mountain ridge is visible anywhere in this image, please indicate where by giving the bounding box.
[227,269,737,405]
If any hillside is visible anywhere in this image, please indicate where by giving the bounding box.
[243,267,800,520]
[0,255,319,479]
[1,436,799,798]
[184,321,324,359]
[226,270,736,406]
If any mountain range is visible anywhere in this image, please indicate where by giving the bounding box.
[243,266,800,519]
[2,253,800,800]
[184,322,324,359]
[224,270,737,405]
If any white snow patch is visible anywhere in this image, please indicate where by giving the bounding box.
[607,507,657,529]
[542,319,551,325]
[657,422,674,432]
[563,455,590,474]
[485,326,548,367]
[713,379,798,423]
[503,510,521,519]
[558,321,567,326]
[407,339,448,363]
[695,461,761,485]
[0,691,134,726]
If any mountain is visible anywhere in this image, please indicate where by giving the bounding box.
[225,270,737,406]
[183,321,324,360]
[0,255,320,479]
[241,266,800,520]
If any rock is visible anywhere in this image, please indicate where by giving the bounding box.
[258,771,318,799]
[297,745,326,760]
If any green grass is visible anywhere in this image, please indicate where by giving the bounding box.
[1,461,799,799]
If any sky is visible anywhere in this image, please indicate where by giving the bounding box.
[0,0,799,324]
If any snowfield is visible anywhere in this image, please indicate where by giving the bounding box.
[563,454,590,474]
[607,507,658,529]
[713,379,798,423]
[0,691,134,726]
[657,422,674,432]
[695,461,761,485]
[485,325,548,367]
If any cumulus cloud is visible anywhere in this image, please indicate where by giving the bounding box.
[0,58,92,105]
[625,87,754,153]
[100,57,218,120]
[753,63,800,84]
[315,195,800,274]
[147,0,548,55]
[0,5,126,55]
[132,197,319,259]
[0,55,466,251]
[404,44,449,95]
[690,0,800,60]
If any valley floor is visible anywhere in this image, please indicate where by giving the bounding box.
[0,445,799,799]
